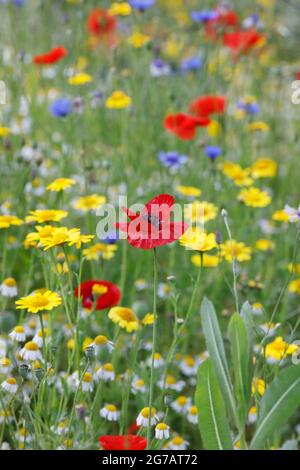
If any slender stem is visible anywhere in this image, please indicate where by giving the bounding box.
[147,248,158,449]
[222,211,240,314]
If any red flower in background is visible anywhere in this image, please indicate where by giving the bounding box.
[164,113,210,140]
[33,46,67,65]
[87,9,116,37]
[74,280,121,310]
[204,9,239,42]
[116,194,188,250]
[223,29,265,55]
[99,435,147,451]
[189,95,226,119]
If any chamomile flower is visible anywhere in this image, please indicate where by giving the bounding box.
[16,427,32,443]
[147,352,164,369]
[1,377,18,394]
[248,406,257,424]
[0,277,18,297]
[131,376,146,394]
[251,302,263,315]
[19,341,42,361]
[179,355,198,376]
[0,409,13,424]
[171,396,191,413]
[187,406,198,424]
[82,372,94,392]
[0,357,12,374]
[136,407,159,427]
[33,329,50,347]
[155,422,170,440]
[259,322,280,337]
[96,363,115,382]
[166,436,189,450]
[9,325,26,342]
[51,420,69,435]
[158,374,185,392]
[100,404,120,422]
[92,335,114,353]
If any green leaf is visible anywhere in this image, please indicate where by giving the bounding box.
[200,297,237,423]
[240,301,254,358]
[195,359,233,450]
[250,365,300,449]
[228,313,251,423]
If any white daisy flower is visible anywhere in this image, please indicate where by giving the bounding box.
[0,277,18,297]
[100,404,120,422]
[136,407,159,427]
[19,342,42,362]
[9,325,26,342]
[1,377,18,394]
[96,363,115,382]
[155,422,170,440]
[187,406,198,424]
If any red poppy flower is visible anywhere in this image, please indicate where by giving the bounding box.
[99,435,147,451]
[164,113,210,140]
[116,194,188,250]
[189,95,226,119]
[213,9,239,27]
[74,280,121,310]
[33,46,67,65]
[87,9,116,37]
[128,423,141,434]
[223,29,265,54]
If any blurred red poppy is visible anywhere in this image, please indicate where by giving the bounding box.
[99,435,147,450]
[74,280,121,310]
[116,194,188,250]
[223,29,265,54]
[189,95,226,119]
[33,46,67,65]
[87,9,116,37]
[164,113,210,140]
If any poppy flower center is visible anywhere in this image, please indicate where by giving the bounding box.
[142,213,162,229]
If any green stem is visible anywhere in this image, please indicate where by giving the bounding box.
[147,248,158,449]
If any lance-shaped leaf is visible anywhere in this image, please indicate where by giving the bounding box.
[228,313,251,423]
[200,297,237,423]
[195,359,233,450]
[240,301,255,358]
[250,365,300,449]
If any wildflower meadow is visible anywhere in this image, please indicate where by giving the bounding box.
[1,0,300,454]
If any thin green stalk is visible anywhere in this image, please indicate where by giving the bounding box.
[147,247,158,449]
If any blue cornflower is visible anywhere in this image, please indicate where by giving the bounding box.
[49,98,72,118]
[237,99,260,115]
[180,56,203,73]
[158,151,188,170]
[101,232,119,244]
[129,0,155,11]
[150,59,171,77]
[190,10,218,23]
[204,146,222,161]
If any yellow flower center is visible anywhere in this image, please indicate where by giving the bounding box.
[3,277,16,287]
[25,341,39,351]
[92,284,108,296]
[7,377,16,385]
[15,326,25,333]
[94,335,108,345]
[141,407,156,418]
[103,363,113,372]
[177,396,188,405]
[106,404,117,412]
[156,422,168,431]
[83,372,92,382]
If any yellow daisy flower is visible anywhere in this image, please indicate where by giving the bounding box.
[184,201,218,223]
[26,210,68,224]
[0,127,11,137]
[108,2,131,16]
[180,228,217,252]
[73,194,106,212]
[191,253,219,268]
[15,290,62,314]
[251,158,277,178]
[220,240,252,263]
[83,243,117,260]
[108,307,139,332]
[128,32,150,48]
[47,178,76,192]
[255,239,275,251]
[175,185,201,198]
[288,279,300,296]
[105,91,132,109]
[272,210,289,223]
[68,73,93,85]
[238,187,271,208]
[0,214,23,229]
